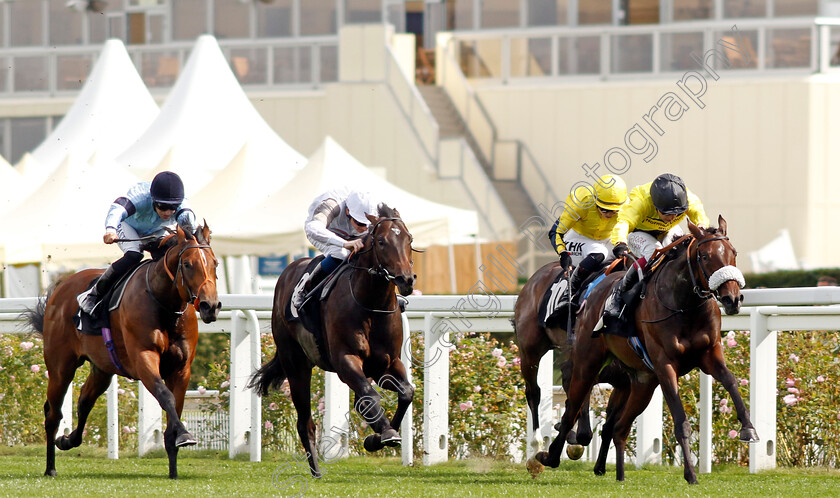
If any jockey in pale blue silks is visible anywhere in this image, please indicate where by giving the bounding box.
[291,188,380,309]
[77,171,198,314]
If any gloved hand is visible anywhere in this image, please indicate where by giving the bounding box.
[559,251,573,272]
[613,242,629,259]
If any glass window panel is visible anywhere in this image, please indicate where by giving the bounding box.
[215,0,250,39]
[0,57,8,92]
[386,3,405,32]
[14,57,49,92]
[10,1,43,46]
[559,36,600,74]
[0,6,5,48]
[673,0,713,21]
[89,10,110,44]
[714,29,758,68]
[11,118,47,165]
[49,0,84,45]
[724,0,766,18]
[579,0,611,25]
[458,39,502,78]
[481,0,519,28]
[831,27,840,68]
[510,37,551,77]
[109,15,126,42]
[773,0,817,16]
[767,28,810,68]
[173,0,208,41]
[301,0,337,36]
[273,46,312,84]
[660,32,704,71]
[230,47,267,85]
[448,0,475,30]
[320,45,339,82]
[149,14,165,44]
[257,0,292,37]
[346,0,381,24]
[57,55,94,91]
[141,52,181,88]
[612,34,653,73]
[528,0,568,26]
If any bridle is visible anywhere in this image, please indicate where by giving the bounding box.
[146,238,214,314]
[347,217,413,313]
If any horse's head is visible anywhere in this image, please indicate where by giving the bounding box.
[359,204,416,296]
[688,215,745,315]
[169,223,222,323]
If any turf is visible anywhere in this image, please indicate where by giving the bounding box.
[0,446,838,497]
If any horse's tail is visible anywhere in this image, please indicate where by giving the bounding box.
[247,353,287,397]
[22,289,51,335]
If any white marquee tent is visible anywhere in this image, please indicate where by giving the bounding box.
[211,137,479,255]
[116,35,291,195]
[0,154,138,266]
[28,39,159,184]
[0,155,26,215]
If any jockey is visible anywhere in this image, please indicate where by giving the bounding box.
[602,173,709,331]
[77,171,198,315]
[291,188,379,310]
[548,174,627,294]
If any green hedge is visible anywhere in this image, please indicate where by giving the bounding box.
[743,269,840,289]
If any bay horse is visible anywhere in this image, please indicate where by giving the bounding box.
[250,205,416,477]
[25,225,221,479]
[515,261,628,460]
[532,216,758,484]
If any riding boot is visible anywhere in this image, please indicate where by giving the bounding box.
[602,264,643,335]
[292,264,326,309]
[77,265,119,315]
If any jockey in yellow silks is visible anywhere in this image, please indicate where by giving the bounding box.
[602,173,709,332]
[548,174,627,294]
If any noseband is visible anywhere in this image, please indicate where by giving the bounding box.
[149,240,214,313]
[687,235,745,299]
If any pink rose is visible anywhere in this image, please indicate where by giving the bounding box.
[719,398,728,406]
[220,380,230,389]
[739,378,748,386]
[30,365,40,373]
[473,386,481,393]
[512,357,521,367]
[496,357,507,368]
[726,337,737,348]
[728,430,738,438]
[268,402,279,411]
[816,376,825,383]
[412,289,423,296]
[20,341,34,351]
[264,421,273,430]
[783,394,798,406]
[491,348,503,358]
[789,354,799,363]
[785,378,796,387]
[788,387,799,394]
[459,400,473,411]
[197,386,207,395]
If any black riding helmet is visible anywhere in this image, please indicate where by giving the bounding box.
[650,173,688,215]
[150,171,185,204]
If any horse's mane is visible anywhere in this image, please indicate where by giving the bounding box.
[663,225,722,260]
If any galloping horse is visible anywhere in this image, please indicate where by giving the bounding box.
[26,225,221,479]
[514,262,628,459]
[533,216,758,484]
[250,205,416,477]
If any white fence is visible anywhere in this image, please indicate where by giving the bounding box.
[3,287,840,472]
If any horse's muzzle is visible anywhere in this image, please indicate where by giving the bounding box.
[394,274,416,297]
[198,300,222,323]
[719,293,743,316]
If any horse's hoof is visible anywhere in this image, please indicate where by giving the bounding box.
[175,432,197,447]
[593,465,606,476]
[55,436,72,451]
[553,422,562,432]
[534,451,558,468]
[380,428,401,447]
[44,469,57,477]
[566,444,585,460]
[740,428,759,443]
[363,434,385,452]
[525,458,544,479]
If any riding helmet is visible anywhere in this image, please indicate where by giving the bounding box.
[593,174,627,210]
[346,191,378,226]
[150,171,185,204]
[650,173,688,215]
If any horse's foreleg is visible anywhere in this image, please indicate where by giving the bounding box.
[656,363,697,485]
[56,365,113,451]
[700,347,759,442]
[377,360,414,440]
[135,351,193,479]
[162,364,194,480]
[335,355,396,450]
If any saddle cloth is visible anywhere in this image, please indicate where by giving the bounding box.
[539,272,571,329]
[74,261,152,335]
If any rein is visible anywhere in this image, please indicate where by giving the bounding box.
[346,217,409,314]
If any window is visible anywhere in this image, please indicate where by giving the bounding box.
[673,0,713,21]
[49,0,84,46]
[724,0,766,18]
[481,0,519,28]
[579,0,611,25]
[528,0,569,27]
[320,45,339,83]
[301,0,337,36]
[10,1,44,46]
[346,0,381,24]
[215,0,250,39]
[14,57,49,92]
[10,118,47,165]
[257,0,293,38]
[173,0,208,41]
[773,0,817,16]
[448,0,475,30]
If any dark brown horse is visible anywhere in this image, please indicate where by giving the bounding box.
[515,261,628,460]
[250,205,416,477]
[25,225,221,479]
[533,216,758,484]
